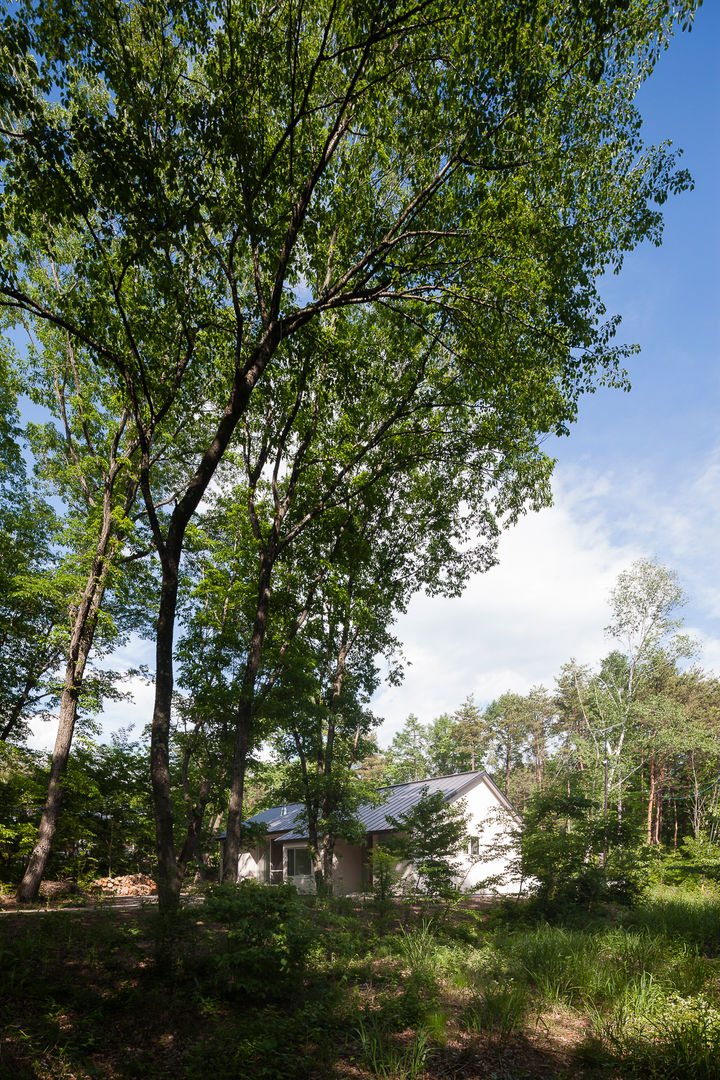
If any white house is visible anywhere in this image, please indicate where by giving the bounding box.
[238,771,521,896]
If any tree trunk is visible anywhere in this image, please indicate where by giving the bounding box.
[222,552,273,883]
[1,668,51,742]
[309,818,325,895]
[146,327,282,912]
[654,774,663,845]
[150,545,183,910]
[646,755,655,845]
[16,524,117,902]
[321,833,336,895]
[222,706,251,883]
[177,777,213,877]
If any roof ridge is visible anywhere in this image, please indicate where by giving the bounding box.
[379,769,483,791]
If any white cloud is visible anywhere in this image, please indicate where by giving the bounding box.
[373,474,639,745]
[373,444,720,747]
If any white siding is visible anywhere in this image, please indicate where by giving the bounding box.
[451,778,521,895]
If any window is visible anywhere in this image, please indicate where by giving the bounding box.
[468,837,480,857]
[286,847,311,877]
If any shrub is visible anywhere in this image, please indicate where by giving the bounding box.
[385,790,468,900]
[201,880,314,1000]
[607,993,720,1079]
[521,789,648,910]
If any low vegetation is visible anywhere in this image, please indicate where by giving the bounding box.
[2,882,719,1079]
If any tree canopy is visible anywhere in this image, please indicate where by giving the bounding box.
[0,0,700,907]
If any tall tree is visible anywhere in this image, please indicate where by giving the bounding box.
[386,715,431,783]
[453,696,488,773]
[14,317,158,901]
[0,342,65,744]
[484,693,530,801]
[1,0,697,908]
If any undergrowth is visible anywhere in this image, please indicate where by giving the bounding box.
[1,885,719,1078]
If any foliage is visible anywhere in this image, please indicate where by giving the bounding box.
[0,742,49,877]
[674,835,720,886]
[368,844,404,907]
[521,787,647,908]
[201,881,315,1001]
[386,790,469,899]
[0,733,154,883]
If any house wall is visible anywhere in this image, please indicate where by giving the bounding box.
[332,839,364,895]
[454,777,520,895]
[236,776,521,896]
[368,781,521,897]
[282,839,365,895]
[238,845,265,882]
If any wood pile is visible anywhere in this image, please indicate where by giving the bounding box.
[91,873,157,896]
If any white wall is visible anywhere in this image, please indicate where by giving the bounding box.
[237,778,522,896]
[454,778,521,895]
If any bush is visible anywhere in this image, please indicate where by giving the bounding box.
[606,993,720,1079]
[201,880,314,1000]
[521,789,648,910]
[385,790,468,900]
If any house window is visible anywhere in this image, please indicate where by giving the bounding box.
[468,837,480,857]
[287,847,311,877]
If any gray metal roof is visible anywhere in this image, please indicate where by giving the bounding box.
[245,771,501,842]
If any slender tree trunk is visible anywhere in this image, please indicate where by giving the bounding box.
[1,667,54,742]
[222,709,251,883]
[150,544,183,910]
[222,552,273,883]
[647,755,655,845]
[309,818,325,895]
[146,327,282,912]
[321,834,336,893]
[177,777,213,877]
[654,775,663,845]
[16,524,117,902]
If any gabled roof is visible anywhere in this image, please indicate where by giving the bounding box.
[243,770,515,842]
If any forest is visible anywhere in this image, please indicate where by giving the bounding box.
[3,557,720,903]
[1,0,718,1077]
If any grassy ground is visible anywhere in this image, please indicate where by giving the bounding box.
[1,884,719,1079]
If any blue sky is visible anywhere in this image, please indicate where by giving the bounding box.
[23,5,720,750]
[374,3,720,740]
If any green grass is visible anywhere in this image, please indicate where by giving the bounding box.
[2,885,720,1079]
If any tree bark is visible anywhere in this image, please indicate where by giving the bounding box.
[147,328,284,911]
[646,755,655,845]
[177,776,213,877]
[150,545,184,910]
[222,551,273,883]
[16,514,118,902]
